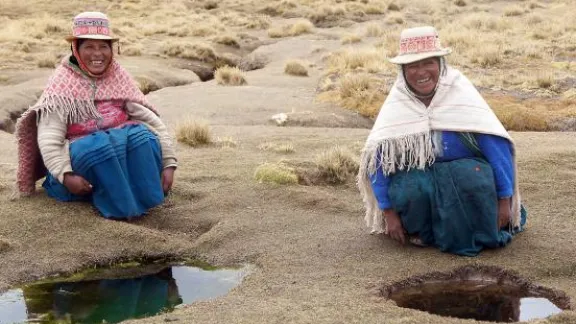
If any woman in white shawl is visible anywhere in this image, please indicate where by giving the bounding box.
[358,26,527,256]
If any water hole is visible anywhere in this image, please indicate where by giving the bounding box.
[0,262,249,324]
[382,265,571,323]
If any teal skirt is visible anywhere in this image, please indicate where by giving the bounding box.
[42,123,165,219]
[388,158,526,256]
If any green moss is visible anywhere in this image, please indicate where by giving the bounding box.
[182,258,221,271]
[116,261,142,268]
[20,257,226,287]
[254,162,299,185]
[36,311,73,324]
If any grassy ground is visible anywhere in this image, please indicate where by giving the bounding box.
[1,0,576,323]
[1,0,575,129]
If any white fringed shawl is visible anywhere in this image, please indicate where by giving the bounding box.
[357,67,522,234]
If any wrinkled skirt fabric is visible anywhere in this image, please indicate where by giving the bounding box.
[388,158,527,256]
[43,123,164,219]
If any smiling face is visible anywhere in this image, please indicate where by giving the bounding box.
[403,57,441,96]
[77,39,112,75]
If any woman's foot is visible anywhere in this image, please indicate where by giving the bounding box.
[408,235,428,247]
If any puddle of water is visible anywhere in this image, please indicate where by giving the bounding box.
[388,282,564,323]
[0,264,248,324]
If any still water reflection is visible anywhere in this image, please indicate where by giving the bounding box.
[0,265,247,324]
[389,282,564,323]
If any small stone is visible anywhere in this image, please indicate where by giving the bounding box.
[164,318,179,322]
[0,239,11,253]
[271,113,288,126]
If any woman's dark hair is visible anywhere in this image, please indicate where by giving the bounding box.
[76,38,112,49]
[77,38,86,48]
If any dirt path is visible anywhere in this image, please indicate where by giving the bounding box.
[0,34,575,324]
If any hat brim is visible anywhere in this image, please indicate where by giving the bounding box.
[388,48,452,65]
[65,35,119,42]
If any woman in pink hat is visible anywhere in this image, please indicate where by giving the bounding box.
[357,26,527,256]
[14,12,177,220]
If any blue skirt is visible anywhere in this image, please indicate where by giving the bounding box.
[43,123,165,219]
[388,158,527,256]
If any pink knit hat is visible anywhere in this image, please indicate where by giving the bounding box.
[65,12,119,42]
[388,26,451,65]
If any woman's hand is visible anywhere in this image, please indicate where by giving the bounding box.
[161,167,176,194]
[63,173,92,195]
[498,198,512,229]
[384,209,406,245]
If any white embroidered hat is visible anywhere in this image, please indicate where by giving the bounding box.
[388,26,451,65]
[65,12,119,42]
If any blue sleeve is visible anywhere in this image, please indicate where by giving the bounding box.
[476,134,515,199]
[368,158,393,210]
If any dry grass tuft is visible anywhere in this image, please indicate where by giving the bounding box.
[336,73,386,117]
[290,20,314,35]
[387,3,401,11]
[365,23,384,37]
[460,14,509,31]
[176,119,212,147]
[526,13,543,25]
[267,27,286,38]
[486,95,576,132]
[318,73,386,118]
[259,142,295,154]
[163,41,217,62]
[315,146,359,184]
[215,136,238,149]
[254,162,298,185]
[341,33,361,44]
[244,15,272,30]
[284,60,309,76]
[214,65,247,86]
[318,47,395,117]
[530,31,547,40]
[212,34,240,48]
[365,5,385,15]
[326,48,387,74]
[535,74,556,89]
[259,0,298,16]
[135,76,160,95]
[307,5,346,26]
[268,20,314,38]
[36,55,56,68]
[504,5,525,17]
[471,48,502,68]
[529,1,545,9]
[122,44,143,56]
[299,146,359,185]
[203,0,218,10]
[385,13,405,25]
[494,109,549,131]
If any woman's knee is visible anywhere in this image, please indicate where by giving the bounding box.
[388,169,433,208]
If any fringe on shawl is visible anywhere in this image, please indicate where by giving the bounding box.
[358,131,435,234]
[32,95,101,125]
[12,55,159,197]
[357,131,524,234]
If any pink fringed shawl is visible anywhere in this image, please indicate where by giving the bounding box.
[14,56,158,196]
